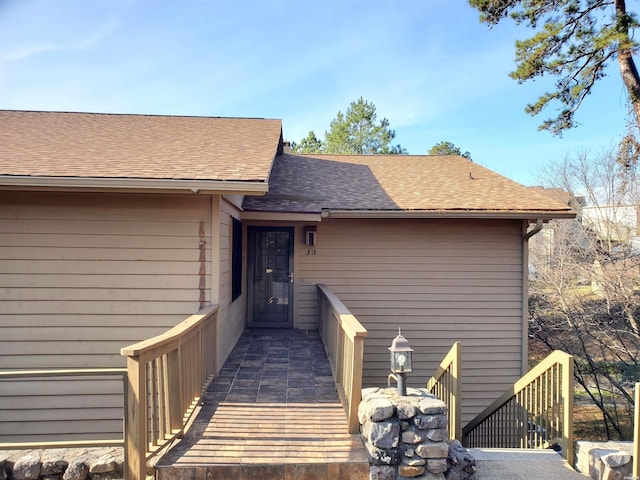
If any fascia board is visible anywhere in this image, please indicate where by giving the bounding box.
[324,209,576,220]
[0,176,268,195]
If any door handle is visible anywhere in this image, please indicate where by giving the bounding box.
[288,272,294,283]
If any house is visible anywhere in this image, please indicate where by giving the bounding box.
[529,186,640,294]
[582,204,639,243]
[0,110,574,443]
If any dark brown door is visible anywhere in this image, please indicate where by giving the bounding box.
[247,227,293,328]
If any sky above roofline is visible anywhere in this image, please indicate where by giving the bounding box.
[0,0,630,186]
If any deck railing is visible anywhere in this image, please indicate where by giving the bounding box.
[462,350,574,463]
[317,284,367,433]
[120,305,218,480]
[426,341,462,441]
[0,368,127,449]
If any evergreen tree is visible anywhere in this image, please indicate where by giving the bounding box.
[291,131,324,154]
[292,97,406,154]
[469,0,640,135]
[428,141,472,160]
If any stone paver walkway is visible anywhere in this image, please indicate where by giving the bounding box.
[155,329,369,480]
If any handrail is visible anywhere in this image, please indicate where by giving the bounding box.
[317,284,367,433]
[0,368,128,450]
[426,341,462,441]
[462,350,574,463]
[121,304,219,480]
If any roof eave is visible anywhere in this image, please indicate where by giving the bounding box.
[323,209,576,220]
[0,176,269,195]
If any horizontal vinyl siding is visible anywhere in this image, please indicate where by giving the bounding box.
[0,377,124,442]
[296,218,524,425]
[0,191,212,442]
[215,199,246,369]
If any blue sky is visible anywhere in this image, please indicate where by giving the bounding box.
[0,0,631,185]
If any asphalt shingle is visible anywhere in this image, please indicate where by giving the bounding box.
[0,110,282,182]
[242,154,574,217]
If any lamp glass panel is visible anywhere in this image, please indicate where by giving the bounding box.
[391,351,413,373]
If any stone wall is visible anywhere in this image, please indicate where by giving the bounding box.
[359,387,476,480]
[575,441,634,480]
[0,447,123,480]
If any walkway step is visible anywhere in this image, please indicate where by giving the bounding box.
[156,461,369,480]
[471,448,590,479]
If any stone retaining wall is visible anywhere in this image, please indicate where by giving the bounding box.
[359,387,476,480]
[0,447,123,480]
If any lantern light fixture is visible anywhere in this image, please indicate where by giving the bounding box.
[388,328,413,396]
[304,225,317,246]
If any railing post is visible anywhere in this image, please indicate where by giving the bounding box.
[125,355,147,480]
[427,342,462,441]
[633,382,640,479]
[349,335,365,434]
[451,342,462,441]
[167,350,181,434]
[562,354,574,464]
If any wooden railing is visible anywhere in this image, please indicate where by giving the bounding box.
[317,284,367,433]
[0,368,127,449]
[120,305,218,480]
[426,341,462,441]
[462,350,574,462]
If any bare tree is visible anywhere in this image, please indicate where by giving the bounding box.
[529,146,640,439]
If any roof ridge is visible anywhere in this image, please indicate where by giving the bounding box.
[0,109,280,121]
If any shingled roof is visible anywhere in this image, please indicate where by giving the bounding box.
[0,111,575,219]
[0,110,282,191]
[242,154,575,219]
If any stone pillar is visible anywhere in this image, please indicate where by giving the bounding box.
[358,387,476,480]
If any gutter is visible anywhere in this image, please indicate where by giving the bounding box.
[323,210,575,221]
[0,176,269,195]
[521,218,544,378]
[523,218,544,240]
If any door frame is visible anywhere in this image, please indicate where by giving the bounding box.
[246,226,294,328]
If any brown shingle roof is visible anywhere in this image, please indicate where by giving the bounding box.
[242,154,574,218]
[528,186,584,207]
[0,110,282,183]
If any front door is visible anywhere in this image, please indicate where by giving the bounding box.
[247,227,294,328]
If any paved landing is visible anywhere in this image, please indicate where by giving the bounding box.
[472,448,590,479]
[155,329,369,480]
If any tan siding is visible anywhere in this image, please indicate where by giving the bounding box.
[1,313,200,327]
[295,217,524,424]
[215,199,246,370]
[0,191,212,442]
[0,377,123,442]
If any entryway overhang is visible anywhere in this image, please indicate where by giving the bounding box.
[241,211,322,222]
